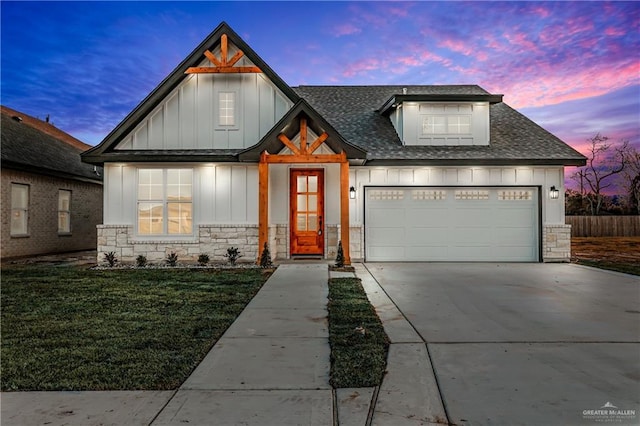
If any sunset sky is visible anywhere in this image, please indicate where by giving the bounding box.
[2,1,638,162]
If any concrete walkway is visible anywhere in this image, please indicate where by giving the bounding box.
[152,263,333,425]
[1,262,433,425]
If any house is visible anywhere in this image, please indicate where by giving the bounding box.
[1,106,103,259]
[81,22,586,265]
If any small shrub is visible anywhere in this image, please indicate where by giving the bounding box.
[136,255,147,267]
[259,242,273,269]
[166,252,179,267]
[198,253,210,266]
[103,251,118,267]
[224,247,243,266]
[335,241,345,268]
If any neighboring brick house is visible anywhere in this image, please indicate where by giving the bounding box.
[1,106,103,259]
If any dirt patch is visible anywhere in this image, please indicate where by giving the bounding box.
[571,237,640,275]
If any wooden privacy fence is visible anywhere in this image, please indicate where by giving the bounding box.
[566,216,640,237]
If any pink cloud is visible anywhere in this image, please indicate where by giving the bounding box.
[333,23,361,37]
[496,61,640,108]
[530,5,550,18]
[439,39,488,61]
[604,27,626,37]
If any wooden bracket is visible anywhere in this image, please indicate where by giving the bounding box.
[185,34,261,74]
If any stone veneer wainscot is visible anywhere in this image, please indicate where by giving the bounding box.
[97,224,259,264]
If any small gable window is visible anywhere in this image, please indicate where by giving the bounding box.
[219,92,236,126]
[137,169,193,236]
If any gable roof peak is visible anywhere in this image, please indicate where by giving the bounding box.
[82,21,299,163]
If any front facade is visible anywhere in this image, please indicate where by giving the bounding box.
[82,22,586,264]
[1,106,103,258]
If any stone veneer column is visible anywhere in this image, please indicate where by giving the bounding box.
[542,224,572,262]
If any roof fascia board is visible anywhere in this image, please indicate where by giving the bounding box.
[362,158,587,167]
[82,22,300,161]
[378,94,504,115]
[2,161,103,184]
[82,152,240,164]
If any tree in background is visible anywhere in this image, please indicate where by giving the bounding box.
[621,145,640,215]
[571,133,629,215]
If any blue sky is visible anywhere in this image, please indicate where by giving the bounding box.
[1,1,639,158]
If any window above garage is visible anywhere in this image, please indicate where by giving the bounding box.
[379,93,503,147]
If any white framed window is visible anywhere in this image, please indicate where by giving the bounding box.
[137,169,193,235]
[11,183,29,235]
[58,190,72,233]
[219,92,235,126]
[422,115,471,135]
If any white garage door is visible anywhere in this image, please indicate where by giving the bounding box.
[365,187,539,262]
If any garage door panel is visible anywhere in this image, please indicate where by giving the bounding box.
[368,208,406,224]
[499,228,535,243]
[365,186,538,262]
[450,228,495,244]
[368,227,406,245]
[406,227,449,245]
[406,208,449,223]
[498,208,535,226]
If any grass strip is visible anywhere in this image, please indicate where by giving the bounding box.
[327,277,389,388]
[574,259,640,276]
[1,265,270,391]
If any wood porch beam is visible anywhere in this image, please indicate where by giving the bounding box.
[308,132,329,154]
[277,134,301,155]
[264,153,346,164]
[185,66,262,74]
[258,152,269,263]
[300,117,308,154]
[340,158,351,265]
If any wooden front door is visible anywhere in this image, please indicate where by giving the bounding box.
[290,169,324,255]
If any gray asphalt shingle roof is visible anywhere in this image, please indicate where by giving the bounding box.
[293,85,586,165]
[1,107,103,182]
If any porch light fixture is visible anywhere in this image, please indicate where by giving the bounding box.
[349,186,356,199]
[549,186,560,199]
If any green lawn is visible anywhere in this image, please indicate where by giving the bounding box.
[1,266,270,391]
[327,277,389,388]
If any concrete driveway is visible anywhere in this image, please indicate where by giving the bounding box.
[365,263,640,426]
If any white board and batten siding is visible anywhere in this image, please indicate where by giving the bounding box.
[103,164,258,228]
[115,41,292,151]
[350,166,565,262]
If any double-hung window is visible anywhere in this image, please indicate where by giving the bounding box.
[138,169,193,235]
[58,190,72,233]
[10,183,29,236]
[219,92,235,126]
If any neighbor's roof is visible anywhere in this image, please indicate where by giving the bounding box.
[294,85,587,166]
[1,106,103,183]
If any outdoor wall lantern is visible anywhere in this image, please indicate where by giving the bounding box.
[349,186,356,199]
[549,186,560,199]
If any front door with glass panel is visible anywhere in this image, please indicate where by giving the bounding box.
[290,169,324,255]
